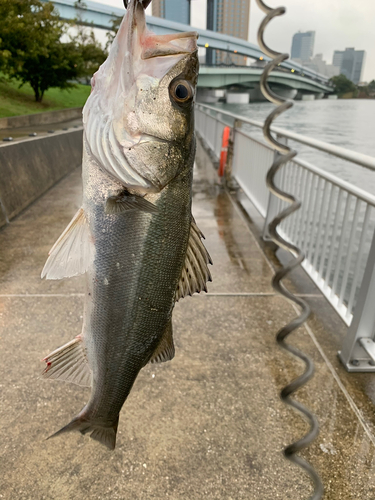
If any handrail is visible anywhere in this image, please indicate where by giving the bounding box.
[234,129,375,206]
[293,157,375,206]
[197,103,375,172]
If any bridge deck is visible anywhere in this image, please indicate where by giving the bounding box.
[43,0,330,85]
[0,148,374,499]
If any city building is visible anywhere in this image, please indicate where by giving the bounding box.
[291,31,315,63]
[332,51,343,70]
[206,0,250,65]
[152,0,190,25]
[303,54,339,79]
[332,48,366,84]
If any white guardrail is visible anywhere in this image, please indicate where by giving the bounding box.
[196,102,375,372]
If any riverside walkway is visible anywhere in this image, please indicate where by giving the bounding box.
[1,139,375,499]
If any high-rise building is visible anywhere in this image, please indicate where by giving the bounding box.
[206,0,250,65]
[303,54,339,78]
[332,51,343,70]
[152,0,190,25]
[333,48,366,84]
[291,31,315,63]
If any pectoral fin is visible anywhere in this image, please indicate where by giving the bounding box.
[41,208,94,280]
[105,190,157,215]
[176,219,213,301]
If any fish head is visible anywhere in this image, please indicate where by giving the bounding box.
[83,0,199,193]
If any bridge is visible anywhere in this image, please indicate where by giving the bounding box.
[198,66,332,94]
[42,0,332,95]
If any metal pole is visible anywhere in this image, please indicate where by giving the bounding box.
[339,229,375,372]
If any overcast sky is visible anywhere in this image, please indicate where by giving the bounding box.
[98,0,375,82]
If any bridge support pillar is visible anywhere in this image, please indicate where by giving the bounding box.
[250,85,297,102]
[226,92,250,104]
[339,230,375,372]
[196,89,225,104]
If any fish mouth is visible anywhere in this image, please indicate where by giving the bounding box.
[141,32,198,60]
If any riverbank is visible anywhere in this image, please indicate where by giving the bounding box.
[0,77,90,118]
[339,91,375,99]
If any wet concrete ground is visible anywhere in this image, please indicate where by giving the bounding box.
[1,141,375,499]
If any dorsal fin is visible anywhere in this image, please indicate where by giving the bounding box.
[176,220,212,301]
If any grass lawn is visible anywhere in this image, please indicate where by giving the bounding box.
[0,77,91,118]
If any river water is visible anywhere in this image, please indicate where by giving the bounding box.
[211,99,375,195]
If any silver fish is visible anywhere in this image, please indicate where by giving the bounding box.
[41,0,211,450]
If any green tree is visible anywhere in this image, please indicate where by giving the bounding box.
[0,0,79,102]
[70,27,107,85]
[368,80,375,91]
[329,74,357,95]
[69,1,107,84]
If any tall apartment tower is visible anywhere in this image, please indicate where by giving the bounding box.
[152,0,190,25]
[332,51,343,69]
[206,0,250,65]
[333,48,366,84]
[291,31,315,63]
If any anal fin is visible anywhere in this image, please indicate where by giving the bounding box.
[41,208,94,280]
[150,320,175,364]
[42,335,91,387]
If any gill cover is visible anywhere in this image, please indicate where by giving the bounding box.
[83,0,198,192]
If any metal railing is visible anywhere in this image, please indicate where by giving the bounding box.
[196,102,375,371]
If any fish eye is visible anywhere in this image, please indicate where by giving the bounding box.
[170,80,193,104]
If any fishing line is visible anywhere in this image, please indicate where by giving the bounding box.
[255,1,324,498]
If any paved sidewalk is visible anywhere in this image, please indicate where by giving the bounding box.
[1,149,375,499]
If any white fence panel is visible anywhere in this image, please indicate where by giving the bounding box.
[232,130,273,218]
[196,108,228,161]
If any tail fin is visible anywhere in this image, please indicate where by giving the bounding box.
[47,414,119,450]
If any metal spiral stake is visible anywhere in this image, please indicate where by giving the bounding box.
[255,1,324,498]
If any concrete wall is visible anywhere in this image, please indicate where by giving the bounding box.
[0,128,83,227]
[0,108,83,130]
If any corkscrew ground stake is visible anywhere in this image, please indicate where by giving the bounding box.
[255,0,324,498]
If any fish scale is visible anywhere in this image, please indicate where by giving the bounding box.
[83,160,193,417]
[89,214,185,409]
